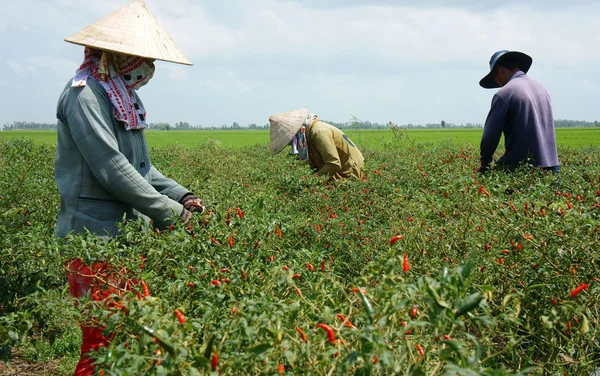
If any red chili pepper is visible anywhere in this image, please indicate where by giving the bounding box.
[336,313,357,329]
[480,265,486,272]
[320,260,326,272]
[410,306,419,318]
[187,282,195,288]
[278,363,285,374]
[275,227,282,238]
[221,268,231,273]
[403,254,410,273]
[293,273,301,279]
[210,279,221,286]
[350,287,367,294]
[226,208,231,226]
[509,202,517,213]
[390,235,404,245]
[306,263,314,271]
[174,309,186,324]
[229,234,234,247]
[210,236,220,245]
[139,280,150,297]
[234,207,244,219]
[211,353,218,371]
[221,278,230,285]
[415,343,424,356]
[315,323,336,344]
[566,200,573,210]
[570,283,590,298]
[295,326,308,342]
[501,249,510,255]
[92,290,101,302]
[552,298,557,305]
[295,288,302,297]
[282,265,289,271]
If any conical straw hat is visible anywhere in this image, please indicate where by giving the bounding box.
[64,0,192,65]
[269,108,308,155]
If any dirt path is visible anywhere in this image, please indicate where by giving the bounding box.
[0,351,64,376]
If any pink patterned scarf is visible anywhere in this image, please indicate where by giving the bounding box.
[72,47,154,130]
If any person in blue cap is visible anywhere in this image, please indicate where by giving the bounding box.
[477,50,559,173]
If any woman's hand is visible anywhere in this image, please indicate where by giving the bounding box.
[180,193,205,214]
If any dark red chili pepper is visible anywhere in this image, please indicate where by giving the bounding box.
[228,234,234,247]
[315,323,336,344]
[211,353,218,371]
[221,268,231,273]
[187,282,195,288]
[210,236,220,245]
[320,260,326,272]
[226,208,231,226]
[234,207,244,219]
[210,279,221,286]
[403,254,410,273]
[282,265,289,271]
[295,288,302,297]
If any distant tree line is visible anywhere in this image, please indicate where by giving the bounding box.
[2,119,598,131]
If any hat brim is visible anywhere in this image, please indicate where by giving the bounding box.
[479,51,532,89]
[269,108,308,155]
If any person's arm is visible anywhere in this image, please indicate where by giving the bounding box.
[148,165,189,202]
[311,131,342,177]
[64,87,185,228]
[480,95,508,170]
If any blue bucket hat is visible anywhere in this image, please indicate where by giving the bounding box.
[479,50,533,89]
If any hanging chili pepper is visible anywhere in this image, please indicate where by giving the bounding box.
[174,309,186,324]
[306,263,314,271]
[210,279,221,286]
[296,326,308,342]
[403,254,410,273]
[336,313,357,329]
[570,283,590,298]
[210,236,220,245]
[234,207,244,219]
[139,281,150,297]
[415,343,424,356]
[315,323,336,344]
[229,234,234,247]
[390,235,404,245]
[226,208,231,226]
[320,260,326,272]
[211,353,218,371]
[410,306,419,318]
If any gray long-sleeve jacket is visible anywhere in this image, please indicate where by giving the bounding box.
[54,78,188,238]
[480,71,559,169]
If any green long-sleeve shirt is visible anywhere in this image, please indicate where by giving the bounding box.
[54,79,188,238]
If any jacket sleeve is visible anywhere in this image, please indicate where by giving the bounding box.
[480,95,508,165]
[148,165,189,202]
[312,130,342,176]
[64,87,184,228]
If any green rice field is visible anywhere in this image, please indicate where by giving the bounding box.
[2,128,600,149]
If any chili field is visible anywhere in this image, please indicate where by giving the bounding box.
[1,128,600,375]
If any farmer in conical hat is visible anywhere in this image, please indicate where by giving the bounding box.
[55,1,203,374]
[269,109,365,180]
[477,50,559,173]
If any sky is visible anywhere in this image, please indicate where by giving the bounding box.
[0,0,598,128]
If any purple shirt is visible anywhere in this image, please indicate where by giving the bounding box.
[480,71,559,168]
